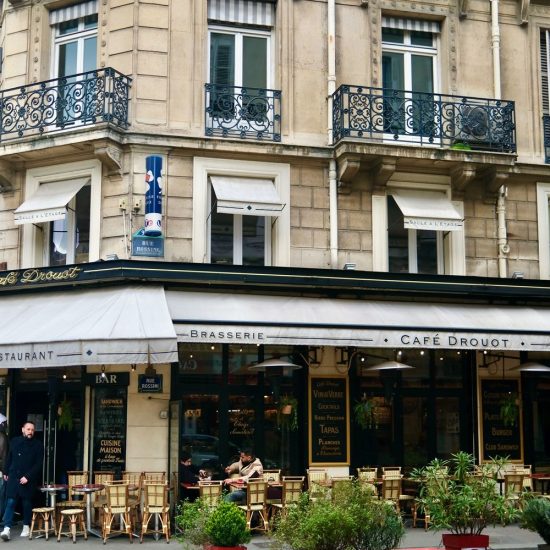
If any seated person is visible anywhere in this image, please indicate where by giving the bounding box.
[180,452,208,501]
[223,449,263,504]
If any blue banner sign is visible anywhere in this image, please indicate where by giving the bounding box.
[144,155,163,237]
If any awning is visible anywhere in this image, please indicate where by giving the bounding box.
[0,286,178,368]
[382,16,441,34]
[207,0,276,27]
[167,290,550,352]
[390,189,463,231]
[14,178,90,225]
[210,176,284,216]
[49,0,98,25]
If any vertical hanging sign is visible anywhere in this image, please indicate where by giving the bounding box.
[132,155,165,257]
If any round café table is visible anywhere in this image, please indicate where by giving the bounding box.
[39,484,67,509]
[73,483,104,538]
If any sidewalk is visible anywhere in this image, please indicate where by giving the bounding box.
[0,523,543,547]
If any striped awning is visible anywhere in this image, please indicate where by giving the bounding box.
[49,0,98,25]
[208,0,276,27]
[382,16,441,33]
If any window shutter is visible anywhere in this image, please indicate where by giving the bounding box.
[541,29,549,114]
[210,34,235,86]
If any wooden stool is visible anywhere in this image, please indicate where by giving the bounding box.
[30,507,56,540]
[57,508,87,543]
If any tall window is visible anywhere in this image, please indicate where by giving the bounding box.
[209,186,272,267]
[540,30,550,163]
[387,195,443,274]
[382,22,438,137]
[47,185,91,266]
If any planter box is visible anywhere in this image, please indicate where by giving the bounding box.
[204,546,247,550]
[442,534,489,550]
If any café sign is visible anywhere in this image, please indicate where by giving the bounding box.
[0,266,82,288]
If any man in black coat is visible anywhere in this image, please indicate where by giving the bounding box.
[0,421,43,541]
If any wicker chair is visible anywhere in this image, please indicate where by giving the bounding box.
[238,479,269,532]
[102,482,133,543]
[306,468,328,500]
[198,480,223,507]
[56,471,88,517]
[91,471,115,525]
[140,483,170,543]
[270,476,304,519]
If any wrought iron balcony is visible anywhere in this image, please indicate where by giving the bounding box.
[205,83,281,141]
[332,85,516,153]
[0,67,131,142]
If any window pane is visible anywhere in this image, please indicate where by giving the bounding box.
[403,396,429,467]
[59,19,79,36]
[228,394,256,455]
[382,28,404,44]
[74,185,90,264]
[243,36,267,89]
[436,397,461,458]
[49,218,68,266]
[411,55,433,93]
[177,343,223,385]
[58,42,78,77]
[211,210,234,265]
[416,230,438,274]
[83,36,97,73]
[228,345,260,386]
[210,33,235,86]
[242,216,265,266]
[387,196,409,273]
[382,52,405,91]
[84,14,98,30]
[411,31,433,47]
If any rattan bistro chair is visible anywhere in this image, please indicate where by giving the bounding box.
[238,479,269,532]
[270,476,304,519]
[198,480,223,507]
[306,468,328,501]
[56,471,88,516]
[102,482,134,544]
[140,483,170,543]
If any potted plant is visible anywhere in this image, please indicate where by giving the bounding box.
[353,394,377,430]
[203,501,251,550]
[176,498,213,548]
[272,480,404,550]
[521,497,550,550]
[277,395,298,431]
[414,452,519,550]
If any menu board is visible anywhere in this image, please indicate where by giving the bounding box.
[480,379,522,461]
[92,386,127,475]
[309,377,349,465]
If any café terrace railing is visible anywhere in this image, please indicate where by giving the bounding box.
[205,83,281,141]
[332,85,516,153]
[0,67,131,141]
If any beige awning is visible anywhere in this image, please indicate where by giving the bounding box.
[14,178,90,225]
[391,189,463,231]
[210,176,284,216]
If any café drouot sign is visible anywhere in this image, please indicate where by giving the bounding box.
[0,266,82,288]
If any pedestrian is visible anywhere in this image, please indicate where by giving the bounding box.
[0,421,43,541]
[0,415,8,526]
[223,448,263,504]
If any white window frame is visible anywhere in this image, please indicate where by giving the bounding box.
[208,25,273,89]
[208,185,272,265]
[537,182,550,278]
[21,160,102,268]
[372,174,465,275]
[381,28,440,143]
[193,158,290,266]
[52,15,98,78]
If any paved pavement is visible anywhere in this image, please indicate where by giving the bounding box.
[0,523,543,547]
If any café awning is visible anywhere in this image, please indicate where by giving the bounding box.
[0,286,178,368]
[167,290,550,351]
[209,176,285,216]
[14,178,90,225]
[390,189,463,231]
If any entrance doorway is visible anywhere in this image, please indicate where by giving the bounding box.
[11,368,84,485]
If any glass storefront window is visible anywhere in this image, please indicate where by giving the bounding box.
[401,350,430,388]
[436,396,460,458]
[403,396,428,467]
[228,394,256,454]
[435,351,466,388]
[178,343,223,384]
[228,345,260,385]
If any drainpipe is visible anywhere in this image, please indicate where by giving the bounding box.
[490,0,508,278]
[328,0,339,269]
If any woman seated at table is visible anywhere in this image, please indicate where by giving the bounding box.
[223,449,263,504]
[180,452,208,501]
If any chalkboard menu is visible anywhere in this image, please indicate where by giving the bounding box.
[309,377,349,465]
[480,379,522,461]
[92,386,127,476]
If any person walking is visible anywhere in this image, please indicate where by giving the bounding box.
[0,415,8,525]
[0,421,43,541]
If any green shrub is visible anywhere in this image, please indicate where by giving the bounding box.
[204,501,251,547]
[273,481,404,550]
[175,498,213,548]
[521,497,550,544]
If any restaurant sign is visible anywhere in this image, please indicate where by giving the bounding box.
[0,266,82,288]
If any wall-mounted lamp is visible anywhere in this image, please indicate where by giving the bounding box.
[100,365,107,380]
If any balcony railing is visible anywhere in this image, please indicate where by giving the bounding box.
[0,67,131,141]
[332,85,516,153]
[205,83,281,141]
